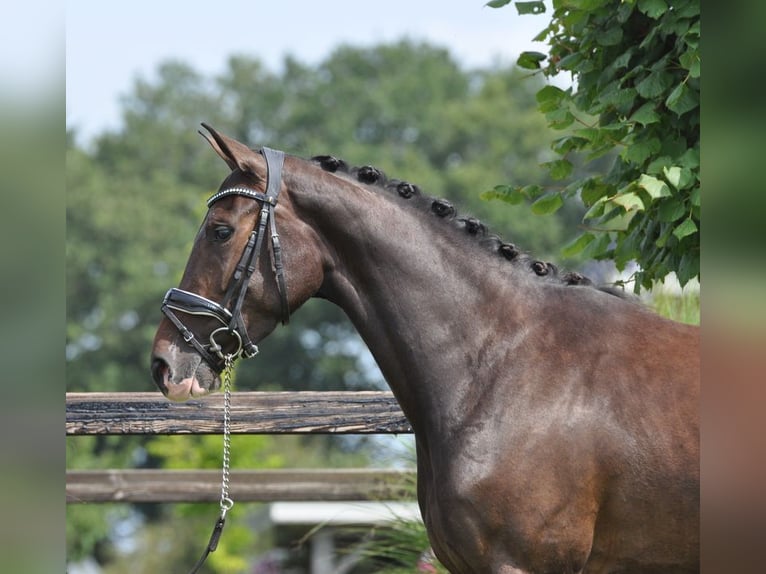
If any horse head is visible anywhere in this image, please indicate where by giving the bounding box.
[150,124,325,401]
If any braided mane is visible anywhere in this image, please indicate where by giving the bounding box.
[310,155,627,298]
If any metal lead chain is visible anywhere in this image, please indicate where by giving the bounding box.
[219,355,234,516]
[188,356,235,574]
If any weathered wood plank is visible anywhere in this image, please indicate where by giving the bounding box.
[66,392,412,435]
[66,468,416,503]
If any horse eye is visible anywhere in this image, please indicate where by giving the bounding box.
[213,226,234,242]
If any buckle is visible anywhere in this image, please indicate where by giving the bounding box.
[241,343,259,359]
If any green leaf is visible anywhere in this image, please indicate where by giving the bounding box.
[636,70,674,98]
[679,147,700,169]
[665,83,699,116]
[637,174,671,199]
[485,0,512,8]
[517,51,547,70]
[598,83,637,111]
[676,1,700,18]
[660,136,689,157]
[581,179,611,205]
[679,51,700,78]
[622,137,661,165]
[611,191,645,212]
[611,48,636,70]
[557,52,584,72]
[677,252,699,285]
[551,135,589,154]
[561,0,610,9]
[672,218,698,240]
[598,27,623,46]
[582,231,612,259]
[688,21,700,35]
[522,184,546,199]
[646,155,673,175]
[561,232,595,258]
[541,159,573,180]
[536,85,566,107]
[637,0,668,19]
[514,1,546,14]
[639,25,661,50]
[583,196,607,220]
[480,185,526,205]
[616,1,635,22]
[663,166,682,188]
[689,186,700,207]
[657,199,687,222]
[531,192,564,215]
[630,102,660,126]
[599,208,638,231]
[532,27,551,42]
[685,21,700,48]
[680,168,696,189]
[546,107,575,129]
[661,165,694,190]
[614,227,641,267]
[655,222,673,247]
[573,127,599,142]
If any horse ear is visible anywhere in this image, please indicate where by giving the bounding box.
[199,123,262,175]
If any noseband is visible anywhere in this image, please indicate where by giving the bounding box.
[161,147,290,372]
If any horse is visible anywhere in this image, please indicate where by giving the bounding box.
[151,124,699,573]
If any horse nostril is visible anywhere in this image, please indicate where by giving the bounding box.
[151,357,170,394]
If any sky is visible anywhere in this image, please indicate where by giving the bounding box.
[65,0,554,144]
[2,1,63,96]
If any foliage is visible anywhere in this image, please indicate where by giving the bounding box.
[66,143,206,393]
[487,0,700,290]
[356,517,448,573]
[66,436,137,563]
[341,458,449,573]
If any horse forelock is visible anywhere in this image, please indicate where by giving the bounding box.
[308,154,629,299]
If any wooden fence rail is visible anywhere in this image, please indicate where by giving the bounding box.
[66,469,417,504]
[66,391,412,435]
[67,392,415,504]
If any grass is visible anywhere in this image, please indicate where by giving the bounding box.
[648,287,700,325]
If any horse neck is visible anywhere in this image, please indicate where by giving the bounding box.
[288,167,535,436]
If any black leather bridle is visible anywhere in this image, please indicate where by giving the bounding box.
[161,147,290,373]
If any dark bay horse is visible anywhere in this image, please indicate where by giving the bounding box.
[151,125,699,573]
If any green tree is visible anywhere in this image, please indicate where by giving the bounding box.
[487,0,700,290]
[66,142,207,393]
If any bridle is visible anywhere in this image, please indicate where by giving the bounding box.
[161,147,290,373]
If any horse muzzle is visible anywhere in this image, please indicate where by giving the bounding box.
[150,336,222,402]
